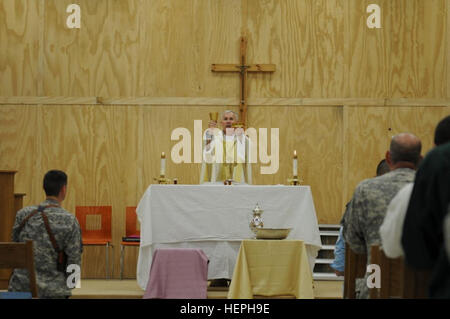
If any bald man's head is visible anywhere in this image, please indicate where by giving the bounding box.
[389,133,422,167]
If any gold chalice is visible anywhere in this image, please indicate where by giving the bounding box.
[209,112,219,122]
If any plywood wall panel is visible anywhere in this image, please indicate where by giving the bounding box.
[121,246,139,279]
[0,106,40,199]
[344,107,394,205]
[143,0,242,97]
[387,0,447,98]
[344,105,450,206]
[43,0,143,97]
[246,0,347,98]
[2,0,447,98]
[249,105,344,224]
[447,0,450,98]
[0,0,42,96]
[37,105,112,206]
[348,0,388,98]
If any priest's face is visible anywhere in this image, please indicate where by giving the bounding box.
[221,112,236,130]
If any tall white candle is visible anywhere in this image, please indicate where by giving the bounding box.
[293,150,298,177]
[160,152,166,176]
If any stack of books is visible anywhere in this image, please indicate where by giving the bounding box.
[122,235,140,242]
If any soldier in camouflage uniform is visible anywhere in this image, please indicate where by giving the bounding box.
[342,133,422,298]
[8,170,83,298]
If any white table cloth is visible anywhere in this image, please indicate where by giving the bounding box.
[136,184,322,290]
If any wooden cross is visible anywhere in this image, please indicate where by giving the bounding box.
[211,36,275,127]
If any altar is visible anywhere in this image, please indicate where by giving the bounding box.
[136,184,322,290]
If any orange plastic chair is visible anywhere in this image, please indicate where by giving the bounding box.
[120,206,140,280]
[75,206,113,279]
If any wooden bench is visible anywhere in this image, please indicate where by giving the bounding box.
[369,245,430,298]
[0,241,38,298]
[343,243,367,298]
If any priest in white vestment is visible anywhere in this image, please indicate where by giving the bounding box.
[200,110,252,184]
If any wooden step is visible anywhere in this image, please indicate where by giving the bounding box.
[318,224,341,229]
[313,272,344,281]
[315,225,341,281]
[319,231,340,237]
[315,258,334,264]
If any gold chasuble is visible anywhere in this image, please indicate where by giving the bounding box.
[200,133,252,184]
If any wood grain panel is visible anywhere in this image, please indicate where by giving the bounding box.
[37,105,112,206]
[37,105,117,277]
[107,106,144,278]
[387,0,447,98]
[344,107,400,207]
[249,105,344,224]
[14,193,26,214]
[2,0,448,99]
[246,0,347,98]
[1,0,448,99]
[121,245,139,279]
[80,246,110,279]
[344,105,450,206]
[0,106,40,199]
[86,215,102,231]
[43,0,143,97]
[143,0,241,97]
[348,0,388,98]
[0,0,42,96]
[448,0,450,98]
[1,96,449,106]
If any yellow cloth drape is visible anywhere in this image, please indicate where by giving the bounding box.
[201,136,249,183]
[227,240,314,299]
[202,161,212,183]
[218,139,245,182]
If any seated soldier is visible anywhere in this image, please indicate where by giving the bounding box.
[8,170,83,299]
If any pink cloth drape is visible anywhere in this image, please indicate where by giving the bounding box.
[143,248,209,299]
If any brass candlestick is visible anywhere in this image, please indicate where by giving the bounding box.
[287,177,301,186]
[153,176,172,184]
[153,176,178,184]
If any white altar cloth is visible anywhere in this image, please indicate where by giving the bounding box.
[136,184,322,289]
